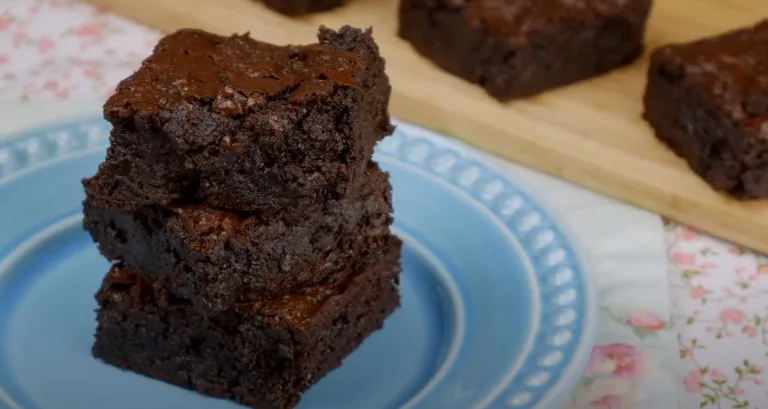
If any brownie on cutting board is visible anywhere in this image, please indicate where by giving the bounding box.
[398,0,652,101]
[92,239,402,409]
[92,25,392,213]
[643,20,768,199]
[83,162,393,315]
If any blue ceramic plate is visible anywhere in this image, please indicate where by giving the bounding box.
[0,118,596,409]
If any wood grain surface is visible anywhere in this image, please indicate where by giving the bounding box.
[87,0,768,253]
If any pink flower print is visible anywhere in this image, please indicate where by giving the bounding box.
[700,261,718,271]
[671,251,695,266]
[754,378,765,386]
[689,286,707,300]
[679,227,699,242]
[720,308,746,325]
[590,343,645,381]
[0,55,8,65]
[73,23,102,39]
[625,309,665,332]
[570,378,634,409]
[754,365,764,375]
[0,13,12,32]
[741,326,758,338]
[728,246,742,255]
[711,369,727,383]
[13,31,27,47]
[55,89,70,100]
[83,66,102,80]
[37,36,55,54]
[42,80,58,91]
[683,370,702,392]
[590,395,623,409]
[681,348,692,358]
[585,348,616,377]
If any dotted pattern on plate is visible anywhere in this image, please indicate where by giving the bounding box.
[378,122,593,408]
[0,121,109,179]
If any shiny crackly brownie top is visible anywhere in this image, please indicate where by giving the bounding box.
[441,0,651,39]
[104,28,365,120]
[652,20,768,133]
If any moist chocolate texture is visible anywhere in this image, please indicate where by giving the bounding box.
[398,0,652,100]
[92,240,401,409]
[95,25,392,213]
[643,20,768,198]
[84,163,394,314]
[85,25,400,409]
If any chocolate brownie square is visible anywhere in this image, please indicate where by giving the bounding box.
[93,25,391,213]
[398,0,652,101]
[643,20,768,199]
[262,0,345,15]
[92,239,401,409]
[83,162,393,314]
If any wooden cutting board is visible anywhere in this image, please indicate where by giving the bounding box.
[89,0,768,253]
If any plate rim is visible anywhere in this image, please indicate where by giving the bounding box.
[0,117,598,409]
[381,121,598,409]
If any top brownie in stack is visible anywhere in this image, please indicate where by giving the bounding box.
[89,25,392,214]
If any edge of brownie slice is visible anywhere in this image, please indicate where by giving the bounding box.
[398,0,652,101]
[261,0,346,15]
[92,238,402,409]
[93,25,392,212]
[643,19,768,198]
[83,162,394,314]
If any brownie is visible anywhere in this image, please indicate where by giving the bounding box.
[261,0,345,15]
[83,162,393,314]
[92,25,392,213]
[643,20,768,199]
[398,0,652,101]
[92,240,401,409]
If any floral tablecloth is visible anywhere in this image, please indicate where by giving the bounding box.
[1,1,767,408]
[669,225,768,409]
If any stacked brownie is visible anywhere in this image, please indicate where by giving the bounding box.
[82,26,400,409]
